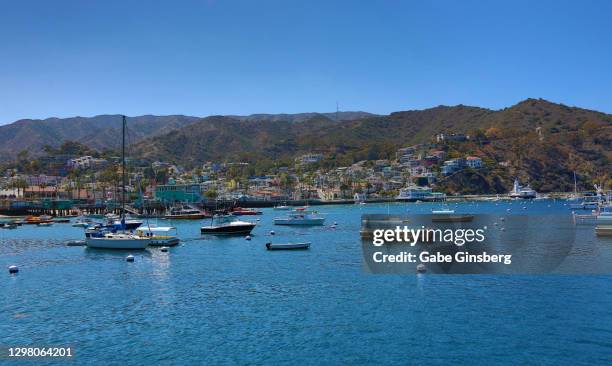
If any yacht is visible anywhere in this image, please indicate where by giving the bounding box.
[508,178,537,199]
[164,204,210,219]
[201,215,256,235]
[396,184,446,202]
[274,211,325,226]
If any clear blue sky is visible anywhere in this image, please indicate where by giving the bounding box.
[1,0,612,124]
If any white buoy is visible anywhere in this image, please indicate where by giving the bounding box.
[160,247,169,252]
[500,217,505,221]
[416,264,427,273]
[334,222,338,226]
[256,219,260,221]
[270,230,275,235]
[126,255,135,262]
[500,227,505,231]
[245,235,251,241]
[8,265,18,274]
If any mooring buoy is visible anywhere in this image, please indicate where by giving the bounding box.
[126,255,135,262]
[8,265,19,274]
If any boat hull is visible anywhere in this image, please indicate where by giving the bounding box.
[164,214,210,220]
[200,224,256,235]
[274,218,325,226]
[266,242,311,250]
[148,237,180,246]
[86,237,150,249]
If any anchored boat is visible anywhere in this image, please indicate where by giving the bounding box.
[266,242,311,250]
[431,208,474,222]
[85,116,150,250]
[164,204,210,219]
[201,215,256,235]
[274,211,325,226]
[136,226,180,246]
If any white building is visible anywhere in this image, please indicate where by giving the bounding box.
[466,156,483,168]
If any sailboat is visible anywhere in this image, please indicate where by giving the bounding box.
[568,171,581,201]
[86,116,151,249]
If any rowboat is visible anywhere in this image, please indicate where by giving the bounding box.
[265,242,311,250]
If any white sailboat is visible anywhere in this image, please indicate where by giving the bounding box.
[86,116,151,249]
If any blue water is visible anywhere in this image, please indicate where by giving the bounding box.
[2,200,612,365]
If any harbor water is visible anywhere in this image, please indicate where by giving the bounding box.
[2,200,612,365]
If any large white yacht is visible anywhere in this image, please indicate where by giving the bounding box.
[396,184,446,202]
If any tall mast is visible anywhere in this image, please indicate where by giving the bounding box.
[121,115,126,223]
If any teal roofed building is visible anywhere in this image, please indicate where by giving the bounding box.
[155,182,204,203]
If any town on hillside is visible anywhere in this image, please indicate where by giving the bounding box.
[0,130,607,215]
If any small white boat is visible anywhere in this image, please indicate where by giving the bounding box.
[37,222,53,227]
[86,232,151,249]
[265,242,311,250]
[72,219,91,227]
[136,226,180,246]
[273,205,291,210]
[274,212,325,226]
[432,208,455,215]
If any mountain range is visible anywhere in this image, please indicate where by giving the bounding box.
[1,99,610,192]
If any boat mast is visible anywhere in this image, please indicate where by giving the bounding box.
[121,115,126,227]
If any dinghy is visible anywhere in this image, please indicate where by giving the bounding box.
[265,242,311,250]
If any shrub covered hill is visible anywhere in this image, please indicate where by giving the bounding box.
[133,98,610,193]
[1,99,609,193]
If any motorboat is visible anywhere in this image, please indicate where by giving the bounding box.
[22,215,54,225]
[274,211,325,226]
[230,207,262,216]
[508,178,537,199]
[72,217,92,227]
[265,242,311,250]
[164,205,210,219]
[431,208,474,222]
[136,226,180,246]
[201,215,256,235]
[273,204,291,210]
[569,200,600,210]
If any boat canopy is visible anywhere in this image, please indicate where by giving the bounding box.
[137,226,176,233]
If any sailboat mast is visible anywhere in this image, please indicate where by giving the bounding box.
[122,115,126,221]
